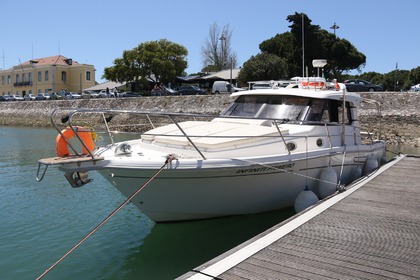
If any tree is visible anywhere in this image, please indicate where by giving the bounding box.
[409,67,420,85]
[201,22,237,71]
[237,53,289,84]
[257,13,366,79]
[103,39,188,85]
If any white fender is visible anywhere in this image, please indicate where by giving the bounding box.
[294,186,319,213]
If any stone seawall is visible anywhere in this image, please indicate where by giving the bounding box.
[0,92,419,146]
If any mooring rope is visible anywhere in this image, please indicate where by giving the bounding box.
[36,154,176,280]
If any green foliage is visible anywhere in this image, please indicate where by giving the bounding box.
[246,12,366,80]
[409,67,420,85]
[103,39,188,84]
[237,53,289,84]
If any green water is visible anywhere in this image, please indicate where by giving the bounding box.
[0,126,296,279]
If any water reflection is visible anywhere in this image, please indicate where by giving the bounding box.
[117,208,295,279]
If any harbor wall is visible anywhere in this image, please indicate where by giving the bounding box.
[0,92,419,147]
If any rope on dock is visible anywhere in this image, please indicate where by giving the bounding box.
[36,154,176,280]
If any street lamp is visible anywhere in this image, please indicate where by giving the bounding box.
[330,22,340,36]
[219,35,226,70]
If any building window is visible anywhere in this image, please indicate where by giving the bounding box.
[16,74,20,83]
[61,71,67,82]
[29,90,32,94]
[86,71,91,81]
[1,76,4,85]
[45,71,49,81]
[38,71,42,82]
[8,75,11,84]
[29,73,32,83]
[22,73,26,83]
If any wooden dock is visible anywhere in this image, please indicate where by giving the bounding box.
[178,154,420,279]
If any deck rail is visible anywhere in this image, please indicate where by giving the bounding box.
[49,107,380,161]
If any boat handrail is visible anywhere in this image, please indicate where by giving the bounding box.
[49,107,368,160]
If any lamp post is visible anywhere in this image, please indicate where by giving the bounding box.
[219,35,226,70]
[230,57,233,84]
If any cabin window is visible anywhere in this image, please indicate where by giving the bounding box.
[221,95,353,125]
[322,100,352,124]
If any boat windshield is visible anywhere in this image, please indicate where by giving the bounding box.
[221,95,327,122]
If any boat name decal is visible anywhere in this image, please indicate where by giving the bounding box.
[236,163,295,174]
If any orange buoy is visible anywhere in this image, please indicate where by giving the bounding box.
[56,126,95,157]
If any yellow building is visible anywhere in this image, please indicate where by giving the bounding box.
[0,55,96,97]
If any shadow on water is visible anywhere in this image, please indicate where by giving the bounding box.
[115,208,295,280]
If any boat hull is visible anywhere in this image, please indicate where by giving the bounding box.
[96,145,385,222]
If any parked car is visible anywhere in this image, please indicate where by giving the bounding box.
[252,81,275,90]
[151,86,177,96]
[66,92,82,99]
[8,95,24,101]
[212,81,244,94]
[24,94,36,101]
[344,79,383,92]
[119,92,139,98]
[35,93,50,100]
[49,92,63,100]
[0,96,10,101]
[98,90,115,98]
[409,84,420,92]
[81,91,100,99]
[176,86,207,95]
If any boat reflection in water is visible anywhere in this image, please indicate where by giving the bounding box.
[118,207,295,279]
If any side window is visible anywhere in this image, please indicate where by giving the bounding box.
[337,101,351,124]
[305,99,326,122]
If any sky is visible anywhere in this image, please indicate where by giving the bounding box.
[1,0,419,83]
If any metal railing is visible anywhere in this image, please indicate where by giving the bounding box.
[49,107,376,161]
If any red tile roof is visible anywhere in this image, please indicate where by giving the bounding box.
[22,55,79,66]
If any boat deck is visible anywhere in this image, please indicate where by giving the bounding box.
[38,155,104,166]
[178,154,420,279]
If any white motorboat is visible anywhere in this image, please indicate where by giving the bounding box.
[37,80,386,222]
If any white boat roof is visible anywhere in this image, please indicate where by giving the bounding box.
[231,86,363,105]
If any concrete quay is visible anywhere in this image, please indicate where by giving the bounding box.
[0,92,419,146]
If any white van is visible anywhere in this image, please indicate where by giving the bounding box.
[212,81,244,94]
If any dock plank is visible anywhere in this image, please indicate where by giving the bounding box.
[179,155,420,279]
